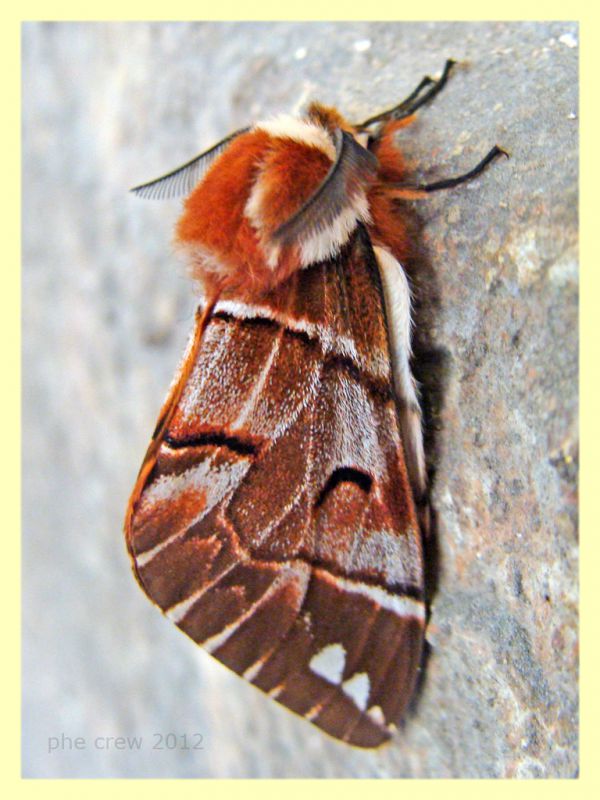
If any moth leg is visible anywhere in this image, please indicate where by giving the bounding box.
[357,59,456,130]
[386,145,508,199]
[420,145,509,192]
[372,245,426,503]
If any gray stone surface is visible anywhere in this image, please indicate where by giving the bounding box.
[22,21,578,778]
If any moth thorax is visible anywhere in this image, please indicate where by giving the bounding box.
[175,113,375,298]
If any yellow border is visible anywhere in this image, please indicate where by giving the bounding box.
[10,3,592,794]
[11,2,585,20]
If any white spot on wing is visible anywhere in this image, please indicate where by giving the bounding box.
[367,705,386,725]
[342,672,371,711]
[309,643,347,684]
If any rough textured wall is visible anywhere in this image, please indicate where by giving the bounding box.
[22,21,578,778]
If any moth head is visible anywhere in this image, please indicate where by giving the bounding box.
[305,102,352,133]
[306,101,370,149]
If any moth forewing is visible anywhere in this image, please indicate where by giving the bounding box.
[127,228,425,748]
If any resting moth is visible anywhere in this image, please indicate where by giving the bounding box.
[125,60,506,748]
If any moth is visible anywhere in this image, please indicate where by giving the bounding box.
[125,60,505,748]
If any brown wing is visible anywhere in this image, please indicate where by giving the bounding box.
[125,226,425,748]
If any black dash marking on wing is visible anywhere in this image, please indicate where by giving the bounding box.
[315,467,373,508]
[213,310,313,348]
[164,431,262,457]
